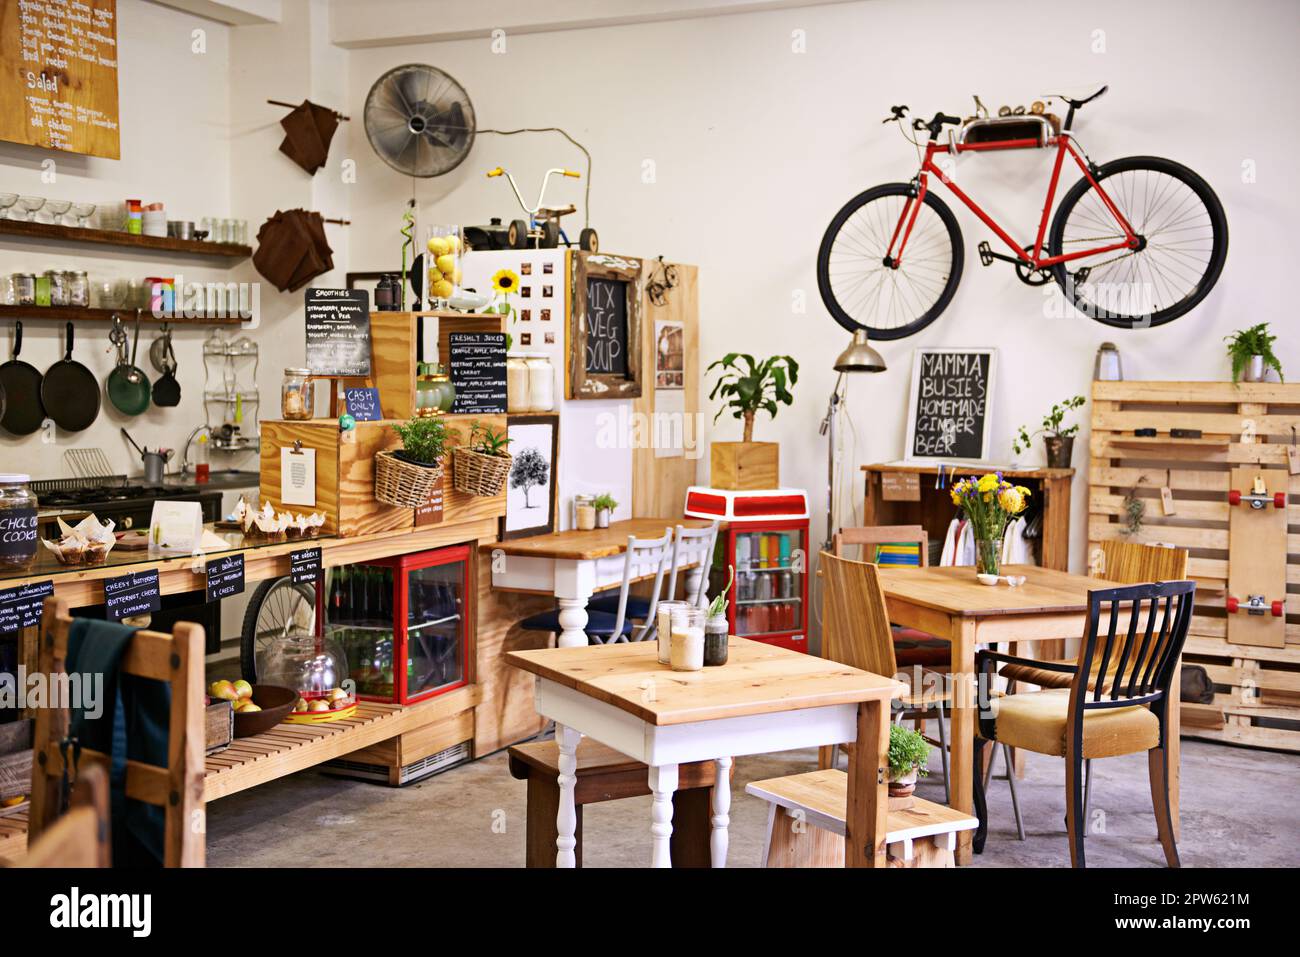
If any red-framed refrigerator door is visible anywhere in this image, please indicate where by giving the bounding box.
[399,544,471,703]
[730,519,809,653]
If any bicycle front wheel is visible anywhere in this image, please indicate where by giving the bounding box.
[817,184,964,340]
[1048,156,1228,329]
[240,576,319,682]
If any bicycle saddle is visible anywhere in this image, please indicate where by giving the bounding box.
[1050,85,1109,109]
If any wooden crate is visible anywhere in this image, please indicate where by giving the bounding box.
[1087,380,1300,750]
[205,699,233,756]
[710,441,779,490]
[369,310,506,420]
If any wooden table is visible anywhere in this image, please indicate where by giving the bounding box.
[876,564,1181,864]
[485,518,712,647]
[508,638,902,867]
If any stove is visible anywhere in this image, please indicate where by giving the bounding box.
[33,478,211,510]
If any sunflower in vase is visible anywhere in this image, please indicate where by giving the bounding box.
[949,473,1031,577]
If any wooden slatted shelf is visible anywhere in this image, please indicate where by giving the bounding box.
[0,806,29,863]
[1088,380,1300,752]
[0,219,251,260]
[0,304,247,326]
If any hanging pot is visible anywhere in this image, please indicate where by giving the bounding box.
[151,325,181,407]
[0,322,46,435]
[40,321,101,432]
[106,311,151,416]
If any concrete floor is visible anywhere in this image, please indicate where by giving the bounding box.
[207,736,1299,867]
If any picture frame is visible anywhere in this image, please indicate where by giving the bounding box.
[500,414,560,540]
[903,347,998,464]
[567,251,643,399]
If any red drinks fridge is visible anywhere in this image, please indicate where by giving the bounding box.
[684,487,811,653]
[324,544,472,705]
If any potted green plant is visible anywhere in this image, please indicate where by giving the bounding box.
[453,420,513,497]
[888,723,931,797]
[592,493,618,529]
[1225,323,1284,383]
[375,417,449,508]
[1012,395,1086,468]
[706,353,798,489]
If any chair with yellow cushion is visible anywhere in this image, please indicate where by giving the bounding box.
[972,579,1195,867]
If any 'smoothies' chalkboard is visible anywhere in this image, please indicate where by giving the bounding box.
[448,332,507,414]
[305,288,371,377]
[904,348,997,462]
[567,252,643,399]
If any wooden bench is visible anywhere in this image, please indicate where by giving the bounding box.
[746,769,978,868]
[507,739,723,867]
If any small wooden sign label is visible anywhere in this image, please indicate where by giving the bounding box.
[881,472,921,502]
[1160,486,1176,516]
[416,481,445,526]
[1287,446,1300,476]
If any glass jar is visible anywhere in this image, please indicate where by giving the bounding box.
[574,494,596,531]
[655,600,688,665]
[0,474,39,567]
[525,354,555,412]
[704,613,729,667]
[425,224,463,301]
[506,353,531,412]
[428,363,455,414]
[282,367,314,420]
[414,362,435,416]
[12,273,35,306]
[374,274,397,311]
[670,607,706,672]
[34,272,51,307]
[65,270,89,308]
[43,270,68,306]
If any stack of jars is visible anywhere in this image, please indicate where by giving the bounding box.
[506,353,555,413]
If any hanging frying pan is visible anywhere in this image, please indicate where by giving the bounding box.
[0,322,45,435]
[41,321,101,432]
[151,325,181,407]
[106,311,151,416]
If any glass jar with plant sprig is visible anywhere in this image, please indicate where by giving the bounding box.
[949,473,1031,578]
[704,566,735,667]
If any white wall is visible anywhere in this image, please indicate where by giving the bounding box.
[340,0,1300,574]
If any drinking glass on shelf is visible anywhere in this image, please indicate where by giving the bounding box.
[0,194,18,220]
[17,196,45,221]
[43,199,71,225]
[71,203,96,228]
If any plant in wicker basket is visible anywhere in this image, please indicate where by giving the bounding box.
[453,421,514,497]
[375,417,450,508]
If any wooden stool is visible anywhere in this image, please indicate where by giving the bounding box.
[746,769,978,868]
[508,739,722,867]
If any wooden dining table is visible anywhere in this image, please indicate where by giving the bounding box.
[484,518,713,647]
[875,563,1182,865]
[508,637,902,867]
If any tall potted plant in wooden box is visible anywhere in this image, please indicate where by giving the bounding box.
[707,353,798,490]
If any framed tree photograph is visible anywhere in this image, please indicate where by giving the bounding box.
[500,414,560,540]
[567,251,643,399]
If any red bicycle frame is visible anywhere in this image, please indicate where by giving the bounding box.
[889,132,1140,270]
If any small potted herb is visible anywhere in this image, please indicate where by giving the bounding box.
[704,567,735,666]
[453,420,513,497]
[888,723,931,797]
[376,417,450,508]
[592,493,618,528]
[1012,395,1086,468]
[1225,323,1284,383]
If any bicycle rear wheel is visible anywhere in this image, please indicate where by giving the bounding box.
[817,184,964,340]
[240,576,318,682]
[1048,156,1227,328]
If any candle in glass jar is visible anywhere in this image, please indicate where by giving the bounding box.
[655,601,688,664]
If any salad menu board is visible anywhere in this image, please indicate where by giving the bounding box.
[448,332,507,414]
[305,288,371,377]
[0,0,121,159]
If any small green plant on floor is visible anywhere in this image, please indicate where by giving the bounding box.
[888,723,931,779]
[1225,323,1284,383]
[392,417,450,467]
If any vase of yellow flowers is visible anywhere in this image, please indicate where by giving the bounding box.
[949,473,1031,577]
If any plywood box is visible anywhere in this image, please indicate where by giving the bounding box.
[369,311,507,420]
[711,442,780,490]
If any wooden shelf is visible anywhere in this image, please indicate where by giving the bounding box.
[0,219,252,261]
[0,304,247,326]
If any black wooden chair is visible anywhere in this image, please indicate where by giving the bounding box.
[971,579,1195,868]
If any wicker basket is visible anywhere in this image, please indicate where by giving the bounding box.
[453,447,513,497]
[374,449,443,508]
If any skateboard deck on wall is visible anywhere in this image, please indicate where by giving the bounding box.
[1226,465,1288,649]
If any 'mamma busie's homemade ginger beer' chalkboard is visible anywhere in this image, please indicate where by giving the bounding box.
[585,276,629,376]
[305,288,371,377]
[905,348,997,462]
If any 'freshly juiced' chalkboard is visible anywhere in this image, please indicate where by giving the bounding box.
[907,349,995,461]
[448,332,507,414]
[306,288,372,377]
[585,277,628,376]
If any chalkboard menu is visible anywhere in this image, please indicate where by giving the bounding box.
[0,580,54,635]
[290,547,322,586]
[206,554,245,603]
[585,277,629,376]
[448,332,507,414]
[905,348,997,462]
[0,503,38,565]
[0,0,120,159]
[104,569,161,622]
[305,288,371,377]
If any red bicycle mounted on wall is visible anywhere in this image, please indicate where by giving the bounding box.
[817,86,1228,339]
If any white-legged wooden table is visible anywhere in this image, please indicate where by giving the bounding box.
[484,518,713,647]
[507,638,902,867]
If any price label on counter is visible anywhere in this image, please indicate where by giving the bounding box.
[290,547,322,586]
[0,580,54,635]
[206,554,245,603]
[104,570,162,621]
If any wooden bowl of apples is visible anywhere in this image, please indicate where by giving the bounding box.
[232,684,297,738]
